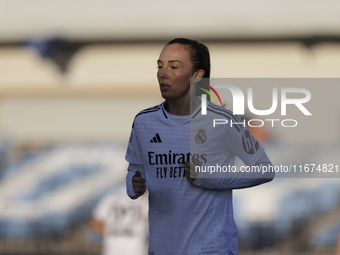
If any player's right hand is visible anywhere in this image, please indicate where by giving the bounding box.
[132,171,146,197]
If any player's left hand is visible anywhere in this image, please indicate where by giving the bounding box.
[185,161,201,184]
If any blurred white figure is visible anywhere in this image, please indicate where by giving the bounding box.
[90,185,148,255]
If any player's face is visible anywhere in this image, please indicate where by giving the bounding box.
[157,44,195,102]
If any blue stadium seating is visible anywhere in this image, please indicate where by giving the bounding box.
[0,142,126,239]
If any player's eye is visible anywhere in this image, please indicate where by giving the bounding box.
[171,66,178,69]
[157,66,162,69]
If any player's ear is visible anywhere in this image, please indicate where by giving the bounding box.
[192,69,204,83]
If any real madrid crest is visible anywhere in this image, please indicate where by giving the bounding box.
[195,128,207,144]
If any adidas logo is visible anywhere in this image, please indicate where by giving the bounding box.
[150,133,162,143]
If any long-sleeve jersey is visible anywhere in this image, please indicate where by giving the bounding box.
[125,101,274,255]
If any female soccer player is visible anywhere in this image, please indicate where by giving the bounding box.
[125,38,274,255]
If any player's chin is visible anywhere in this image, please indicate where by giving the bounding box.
[160,91,173,100]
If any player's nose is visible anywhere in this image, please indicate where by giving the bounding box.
[158,67,168,80]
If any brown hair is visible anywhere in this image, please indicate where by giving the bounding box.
[167,38,210,78]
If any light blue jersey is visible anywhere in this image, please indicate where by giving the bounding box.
[126,101,273,255]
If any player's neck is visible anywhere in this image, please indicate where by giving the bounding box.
[166,97,200,116]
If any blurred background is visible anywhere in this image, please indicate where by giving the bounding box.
[0,0,340,254]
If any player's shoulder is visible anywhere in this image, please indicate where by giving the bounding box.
[204,101,245,133]
[132,102,165,127]
[134,102,164,120]
[206,101,241,120]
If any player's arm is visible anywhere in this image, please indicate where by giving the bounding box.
[188,151,274,189]
[125,118,147,199]
[190,121,274,189]
[126,163,147,199]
